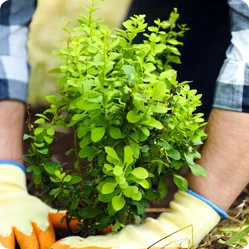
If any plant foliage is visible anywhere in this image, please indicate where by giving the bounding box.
[24,0,207,236]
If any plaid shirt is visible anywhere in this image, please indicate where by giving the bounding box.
[213,0,249,112]
[0,0,249,112]
[0,0,36,103]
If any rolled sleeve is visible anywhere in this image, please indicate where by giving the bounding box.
[0,0,36,103]
[213,0,249,112]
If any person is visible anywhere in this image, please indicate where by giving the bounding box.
[0,0,249,248]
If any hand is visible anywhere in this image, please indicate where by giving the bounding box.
[0,163,77,249]
[50,191,221,249]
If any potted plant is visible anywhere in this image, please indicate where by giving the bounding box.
[24,0,207,241]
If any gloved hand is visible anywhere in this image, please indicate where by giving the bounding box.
[0,162,77,249]
[50,190,222,249]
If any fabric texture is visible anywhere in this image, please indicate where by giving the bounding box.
[0,0,36,103]
[213,0,249,112]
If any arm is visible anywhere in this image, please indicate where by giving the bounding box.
[0,0,34,160]
[188,0,249,210]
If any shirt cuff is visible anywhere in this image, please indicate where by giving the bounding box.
[213,59,249,112]
[0,55,29,103]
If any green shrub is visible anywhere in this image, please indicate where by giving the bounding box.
[24,0,207,236]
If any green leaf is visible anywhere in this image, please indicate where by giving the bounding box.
[78,146,97,159]
[124,146,133,166]
[34,118,45,124]
[34,127,44,136]
[153,104,168,113]
[107,203,116,217]
[226,225,249,246]
[103,164,114,175]
[131,191,142,201]
[47,128,55,136]
[122,65,135,78]
[168,149,181,160]
[160,69,177,81]
[113,166,123,176]
[26,165,35,173]
[112,195,125,211]
[131,201,146,216]
[23,134,32,140]
[105,147,120,162]
[38,148,48,155]
[44,161,60,175]
[63,175,72,183]
[33,174,42,185]
[76,99,101,111]
[65,148,74,156]
[48,68,62,74]
[188,163,208,177]
[155,44,166,54]
[127,109,143,123]
[123,186,138,198]
[35,114,50,122]
[34,167,41,176]
[141,145,149,153]
[128,140,140,159]
[45,95,57,105]
[110,127,122,139]
[99,216,111,230]
[142,118,163,129]
[70,175,82,184]
[144,63,156,74]
[173,174,188,191]
[101,182,118,194]
[160,141,171,150]
[140,127,150,137]
[137,179,150,189]
[115,175,126,185]
[49,188,60,196]
[159,179,168,199]
[78,207,102,218]
[91,127,105,142]
[44,136,53,144]
[34,142,45,148]
[131,167,149,179]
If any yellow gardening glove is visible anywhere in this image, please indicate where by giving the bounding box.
[50,190,222,249]
[0,162,78,249]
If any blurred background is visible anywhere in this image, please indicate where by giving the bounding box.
[28,0,132,105]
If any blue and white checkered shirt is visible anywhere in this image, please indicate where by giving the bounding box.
[0,0,36,102]
[0,0,249,112]
[213,0,249,112]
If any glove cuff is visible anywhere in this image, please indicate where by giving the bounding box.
[0,163,27,192]
[0,160,26,173]
[187,189,228,218]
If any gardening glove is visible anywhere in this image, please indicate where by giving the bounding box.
[0,162,78,249]
[50,190,225,249]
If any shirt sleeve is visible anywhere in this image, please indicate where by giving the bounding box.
[0,0,37,103]
[213,0,249,112]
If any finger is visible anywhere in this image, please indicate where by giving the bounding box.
[49,211,80,230]
[0,231,15,249]
[13,227,39,249]
[49,239,70,249]
[32,221,56,249]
